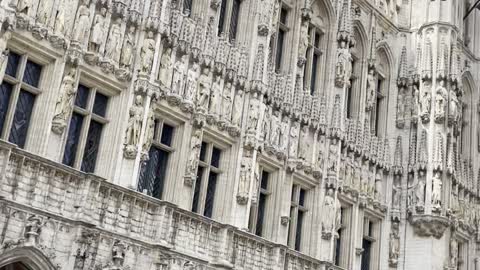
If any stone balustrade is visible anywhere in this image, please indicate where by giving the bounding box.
[0,140,341,270]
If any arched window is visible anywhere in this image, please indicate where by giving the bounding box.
[459,77,474,159]
[370,47,391,137]
[345,26,366,119]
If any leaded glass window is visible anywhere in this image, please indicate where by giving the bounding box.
[272,5,289,72]
[217,0,242,43]
[191,141,223,218]
[0,51,43,149]
[137,120,175,200]
[304,27,324,95]
[248,167,272,238]
[63,84,109,173]
[288,184,308,251]
[361,218,378,270]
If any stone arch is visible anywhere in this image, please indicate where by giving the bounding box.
[460,71,476,158]
[372,43,394,137]
[0,247,57,270]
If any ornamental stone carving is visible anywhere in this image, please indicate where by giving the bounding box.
[420,90,431,123]
[222,81,233,122]
[237,159,251,205]
[0,31,11,82]
[140,31,155,74]
[185,129,202,186]
[104,18,123,63]
[288,121,299,159]
[231,88,243,127]
[88,8,107,54]
[431,171,442,209]
[184,62,199,104]
[52,66,77,134]
[158,48,173,89]
[124,96,144,159]
[388,222,400,267]
[142,108,155,155]
[366,68,376,111]
[434,80,447,123]
[196,67,211,111]
[117,25,136,80]
[72,0,91,45]
[335,40,352,88]
[321,188,336,240]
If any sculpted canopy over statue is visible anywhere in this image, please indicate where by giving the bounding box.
[89,8,107,53]
[72,0,91,42]
[140,31,155,74]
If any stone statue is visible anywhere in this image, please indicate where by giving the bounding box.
[124,96,144,149]
[72,0,91,42]
[222,82,233,121]
[288,122,299,158]
[449,237,458,267]
[415,178,425,206]
[270,111,280,147]
[119,26,135,69]
[140,31,155,74]
[185,62,199,101]
[298,125,310,161]
[186,130,202,174]
[0,31,12,80]
[298,20,309,60]
[142,109,155,153]
[389,230,400,265]
[104,18,123,62]
[322,188,336,236]
[412,84,419,116]
[366,68,376,111]
[52,67,77,129]
[158,48,173,88]
[434,80,447,123]
[335,40,353,85]
[53,1,66,36]
[449,90,460,124]
[247,94,260,132]
[327,140,338,173]
[335,192,342,232]
[209,76,222,116]
[262,108,271,142]
[197,67,211,110]
[431,171,442,206]
[420,91,431,118]
[232,89,244,126]
[279,117,289,152]
[36,0,55,25]
[172,55,187,95]
[89,8,107,53]
[237,160,250,203]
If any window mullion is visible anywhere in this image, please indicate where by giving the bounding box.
[2,83,21,140]
[74,113,92,169]
[199,165,211,215]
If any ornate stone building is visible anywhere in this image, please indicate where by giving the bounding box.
[0,0,479,269]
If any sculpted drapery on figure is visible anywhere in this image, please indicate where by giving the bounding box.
[279,116,288,152]
[298,125,310,161]
[172,55,187,95]
[89,8,107,53]
[52,66,77,133]
[0,31,12,81]
[124,96,144,151]
[158,48,173,88]
[222,81,233,121]
[186,130,202,174]
[247,93,260,132]
[142,108,155,153]
[322,188,336,238]
[431,171,442,207]
[288,121,299,158]
[36,0,55,25]
[434,80,447,123]
[209,75,222,116]
[420,90,431,120]
[140,31,155,74]
[197,67,211,110]
[105,18,123,62]
[185,62,200,101]
[119,26,135,69]
[366,68,376,111]
[232,89,244,126]
[72,0,91,43]
[237,159,251,204]
[270,110,280,147]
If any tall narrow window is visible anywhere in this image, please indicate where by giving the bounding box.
[138,120,175,199]
[361,219,376,270]
[183,0,193,16]
[288,184,308,251]
[217,0,228,36]
[192,142,223,218]
[274,7,289,72]
[304,28,323,95]
[248,167,272,237]
[0,52,43,148]
[229,0,241,42]
[334,207,344,265]
[372,76,385,136]
[63,84,109,173]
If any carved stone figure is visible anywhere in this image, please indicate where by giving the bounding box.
[431,171,442,207]
[288,122,299,158]
[449,237,458,267]
[197,67,211,110]
[247,94,260,132]
[279,117,289,152]
[335,40,353,86]
[397,92,405,120]
[142,109,155,153]
[53,2,66,35]
[140,31,155,74]
[185,62,199,101]
[105,18,123,62]
[158,48,173,88]
[412,84,419,116]
[172,56,187,95]
[36,0,55,25]
[415,178,425,206]
[389,227,400,266]
[237,160,251,204]
[89,8,107,53]
[119,26,135,69]
[420,90,431,119]
[449,90,460,124]
[222,81,233,121]
[298,125,310,161]
[270,111,280,147]
[72,0,91,42]
[434,80,447,123]
[262,108,271,143]
[52,67,77,133]
[186,130,202,174]
[232,89,244,126]
[322,188,336,238]
[209,76,222,116]
[0,31,12,82]
[366,68,376,111]
[298,20,309,61]
[124,96,144,157]
[327,140,338,173]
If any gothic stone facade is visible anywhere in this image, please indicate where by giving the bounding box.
[0,0,479,269]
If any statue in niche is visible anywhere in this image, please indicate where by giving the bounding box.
[335,40,353,86]
[389,225,400,266]
[89,8,107,53]
[36,0,55,25]
[105,18,123,62]
[0,31,12,81]
[270,111,280,147]
[335,191,342,232]
[185,62,199,101]
[119,26,136,69]
[52,67,77,131]
[16,0,32,14]
[247,94,260,132]
[158,48,173,88]
[365,68,376,111]
[237,159,251,203]
[374,172,383,201]
[52,1,66,36]
[420,90,431,120]
[186,130,202,174]
[231,89,244,126]
[140,31,155,74]
[412,84,419,116]
[172,55,187,95]
[322,188,336,237]
[143,109,155,152]
[72,0,91,42]
[125,96,144,147]
[434,80,447,123]
[415,178,426,206]
[209,75,222,116]
[279,117,289,152]
[298,20,309,61]
[222,81,233,121]
[449,90,460,124]
[262,107,271,142]
[397,91,405,120]
[431,171,442,207]
[197,67,212,110]
[449,237,458,267]
[288,121,299,158]
[392,176,401,209]
[327,140,338,173]
[298,125,310,161]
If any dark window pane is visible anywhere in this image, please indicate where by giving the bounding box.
[314,32,321,48]
[138,146,170,199]
[160,123,174,146]
[217,0,227,36]
[280,8,288,24]
[0,82,13,135]
[229,0,240,42]
[335,230,342,265]
[203,172,218,218]
[310,53,319,95]
[192,166,204,213]
[5,52,20,77]
[93,92,108,117]
[275,29,285,71]
[295,210,304,251]
[62,113,84,167]
[199,142,207,161]
[80,120,103,173]
[368,221,373,237]
[346,85,352,118]
[183,0,192,16]
[8,90,35,148]
[152,149,169,199]
[299,188,306,206]
[361,239,372,270]
[260,171,269,190]
[255,193,267,236]
[75,85,90,109]
[211,147,221,167]
[22,60,42,87]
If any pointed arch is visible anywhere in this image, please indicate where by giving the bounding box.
[460,71,476,158]
[0,247,57,270]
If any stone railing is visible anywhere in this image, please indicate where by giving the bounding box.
[0,140,338,270]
